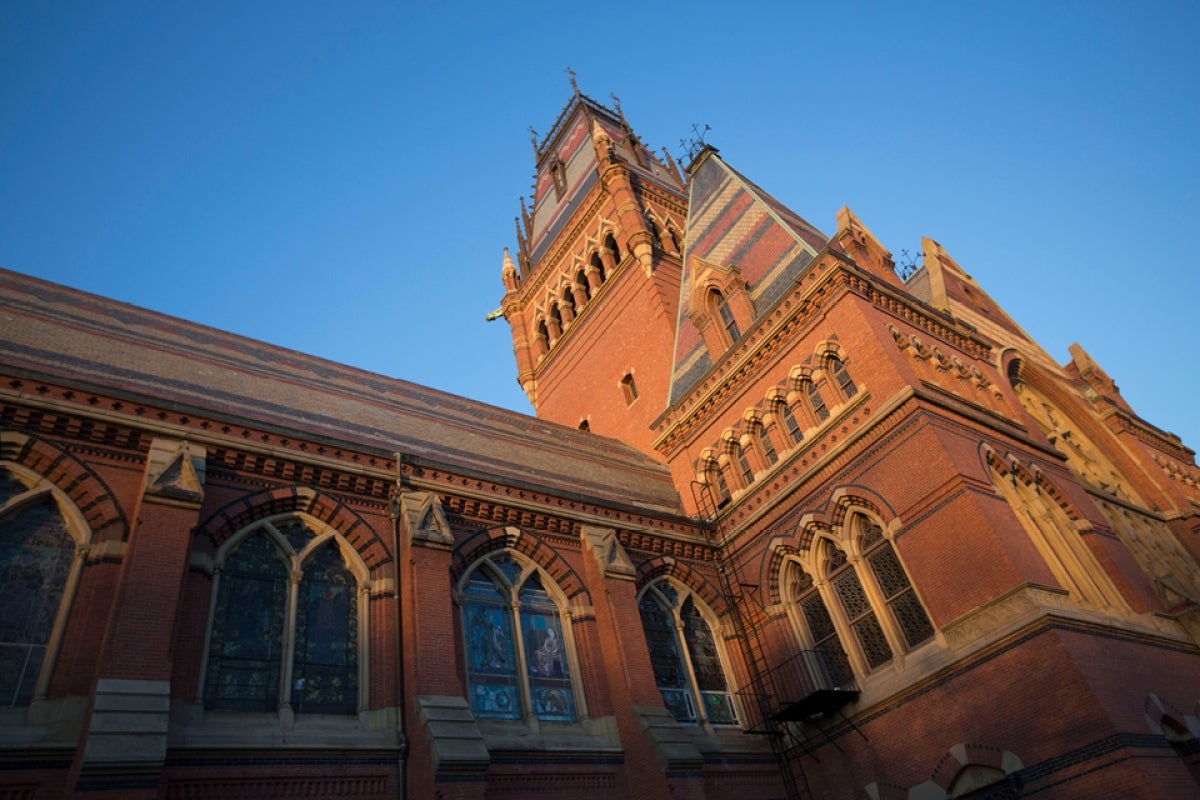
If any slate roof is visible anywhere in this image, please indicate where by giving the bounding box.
[669,151,829,404]
[0,268,683,514]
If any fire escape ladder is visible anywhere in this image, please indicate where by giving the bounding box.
[693,482,865,800]
[693,481,813,800]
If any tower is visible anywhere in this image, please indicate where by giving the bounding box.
[500,86,687,453]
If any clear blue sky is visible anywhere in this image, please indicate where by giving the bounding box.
[2,2,1198,452]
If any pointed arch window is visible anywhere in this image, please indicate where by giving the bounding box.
[826,543,893,669]
[789,567,853,689]
[638,580,738,726]
[204,518,362,715]
[604,232,621,266]
[460,553,578,723]
[0,468,80,708]
[791,519,935,678]
[858,522,934,649]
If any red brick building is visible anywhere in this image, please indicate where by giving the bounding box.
[1,88,1199,799]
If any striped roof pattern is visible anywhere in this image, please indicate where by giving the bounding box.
[0,268,683,513]
[668,152,829,404]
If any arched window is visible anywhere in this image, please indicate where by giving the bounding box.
[758,421,779,466]
[859,521,934,650]
[806,381,830,423]
[575,269,590,302]
[825,541,893,670]
[590,251,606,284]
[791,517,934,679]
[0,468,81,708]
[736,444,754,485]
[460,553,578,723]
[604,232,621,265]
[712,290,741,343]
[788,566,853,689]
[204,517,363,715]
[779,403,804,444]
[829,357,857,400]
[638,580,737,726]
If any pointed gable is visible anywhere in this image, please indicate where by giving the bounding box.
[668,150,829,404]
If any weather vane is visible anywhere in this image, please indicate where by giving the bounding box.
[566,66,578,95]
[680,123,712,161]
[897,248,924,280]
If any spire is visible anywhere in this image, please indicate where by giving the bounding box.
[501,247,519,292]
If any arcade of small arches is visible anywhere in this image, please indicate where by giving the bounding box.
[696,343,860,505]
[531,230,622,359]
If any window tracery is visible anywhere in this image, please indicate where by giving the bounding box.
[637,579,737,726]
[203,517,364,715]
[786,514,934,679]
[459,553,578,723]
[0,468,80,708]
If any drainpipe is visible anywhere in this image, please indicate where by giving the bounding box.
[389,452,407,799]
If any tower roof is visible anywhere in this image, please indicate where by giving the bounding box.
[668,149,830,404]
[519,91,682,273]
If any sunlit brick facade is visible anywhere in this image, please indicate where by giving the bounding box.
[1,89,1199,799]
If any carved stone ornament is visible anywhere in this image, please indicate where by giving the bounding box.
[143,438,205,505]
[398,490,454,549]
[580,525,637,580]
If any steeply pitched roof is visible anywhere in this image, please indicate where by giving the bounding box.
[0,268,683,514]
[668,150,829,404]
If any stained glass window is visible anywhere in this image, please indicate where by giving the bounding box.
[204,533,287,711]
[293,543,358,715]
[461,556,577,723]
[0,480,75,708]
[205,519,363,716]
[639,589,694,723]
[638,581,738,726]
[681,597,736,724]
[519,574,575,721]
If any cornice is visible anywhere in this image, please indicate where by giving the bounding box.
[654,258,994,456]
[0,378,698,535]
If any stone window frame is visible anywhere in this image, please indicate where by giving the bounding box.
[196,512,372,721]
[0,462,91,717]
[636,576,741,731]
[454,550,587,731]
[986,451,1128,613]
[786,512,936,680]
